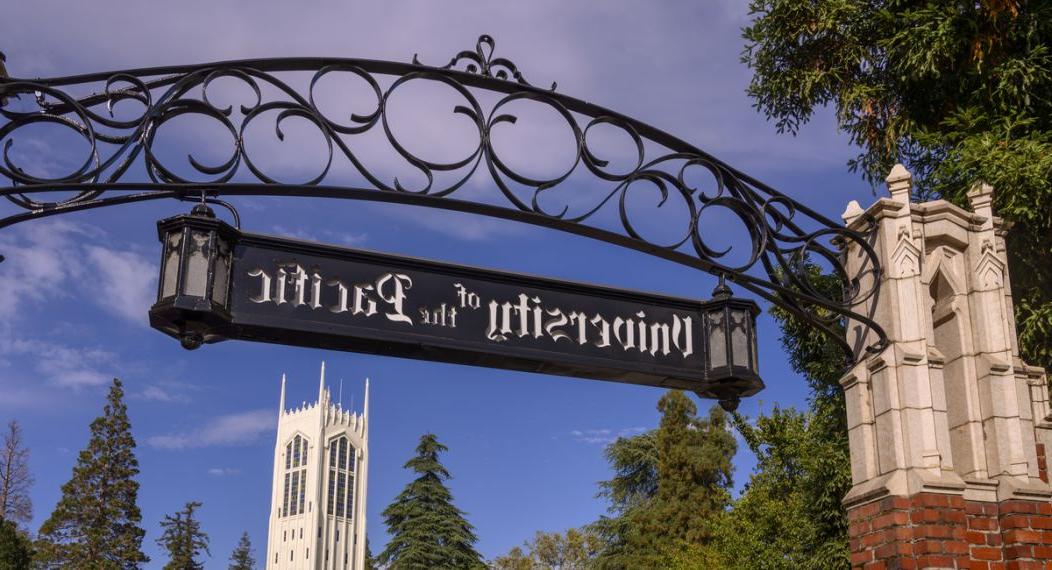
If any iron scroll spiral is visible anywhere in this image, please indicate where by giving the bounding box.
[0,37,887,363]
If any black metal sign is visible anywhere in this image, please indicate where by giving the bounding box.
[148,211,763,399]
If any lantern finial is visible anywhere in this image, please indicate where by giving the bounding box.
[712,274,732,299]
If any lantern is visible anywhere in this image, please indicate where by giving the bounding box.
[695,277,763,412]
[149,204,238,349]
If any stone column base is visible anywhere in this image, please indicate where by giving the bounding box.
[848,492,1052,569]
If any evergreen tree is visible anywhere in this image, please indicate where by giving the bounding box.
[364,538,376,570]
[592,391,736,568]
[228,531,254,570]
[742,0,1052,372]
[379,433,485,569]
[35,378,149,569]
[0,519,32,570]
[157,501,209,570]
[0,420,32,525]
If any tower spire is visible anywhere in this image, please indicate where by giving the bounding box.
[363,377,370,435]
[279,373,286,415]
[318,361,326,404]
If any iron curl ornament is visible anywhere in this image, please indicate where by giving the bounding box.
[0,37,887,363]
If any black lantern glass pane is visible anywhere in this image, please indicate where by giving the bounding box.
[707,310,726,368]
[731,308,749,368]
[212,237,231,306]
[751,326,759,371]
[161,230,182,299]
[183,230,211,297]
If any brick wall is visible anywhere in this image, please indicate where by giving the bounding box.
[848,492,1052,569]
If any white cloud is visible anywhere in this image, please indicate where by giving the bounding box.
[84,246,157,325]
[269,226,369,247]
[207,467,241,476]
[2,337,117,389]
[148,408,274,449]
[131,380,201,403]
[0,221,155,325]
[570,426,647,445]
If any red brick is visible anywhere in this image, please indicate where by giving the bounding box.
[861,531,888,548]
[874,541,913,559]
[915,525,951,539]
[882,496,911,510]
[915,539,944,554]
[915,555,955,567]
[849,502,880,520]
[1002,544,1033,558]
[969,502,987,514]
[944,540,969,555]
[922,509,942,523]
[850,549,873,566]
[945,510,967,524]
[914,494,951,508]
[1005,562,1046,570]
[1033,544,1052,558]
[1001,514,1030,529]
[972,546,1004,560]
[849,520,871,536]
[968,530,991,544]
[1029,515,1052,530]
[970,562,990,570]
[1002,501,1038,514]
[1004,529,1043,544]
[988,533,1004,546]
[892,527,913,542]
[872,511,909,529]
[1036,502,1052,516]
[862,561,886,570]
[971,517,999,530]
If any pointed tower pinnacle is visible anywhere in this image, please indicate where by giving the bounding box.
[279,373,287,416]
[363,377,370,436]
[318,361,327,405]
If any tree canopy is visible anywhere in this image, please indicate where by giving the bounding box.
[228,531,255,570]
[380,433,485,569]
[35,378,149,569]
[590,391,736,569]
[743,0,1052,371]
[157,501,209,570]
[0,420,32,526]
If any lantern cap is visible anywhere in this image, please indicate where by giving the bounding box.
[191,203,216,218]
[712,274,733,299]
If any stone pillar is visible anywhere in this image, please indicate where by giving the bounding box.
[841,165,1052,569]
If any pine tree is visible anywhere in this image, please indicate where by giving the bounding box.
[0,420,32,526]
[157,501,209,570]
[35,378,149,569]
[379,433,485,569]
[228,531,254,570]
[364,538,376,570]
[0,519,33,569]
[592,391,736,568]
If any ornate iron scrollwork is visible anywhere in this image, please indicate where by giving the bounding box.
[0,36,886,363]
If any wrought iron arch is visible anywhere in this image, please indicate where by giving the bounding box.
[0,36,886,363]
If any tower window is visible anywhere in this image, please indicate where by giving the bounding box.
[282,434,309,517]
[327,435,356,520]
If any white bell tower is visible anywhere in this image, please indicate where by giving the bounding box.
[265,363,370,570]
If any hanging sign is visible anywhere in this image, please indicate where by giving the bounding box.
[149,214,762,396]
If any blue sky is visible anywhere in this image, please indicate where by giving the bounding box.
[0,1,885,566]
